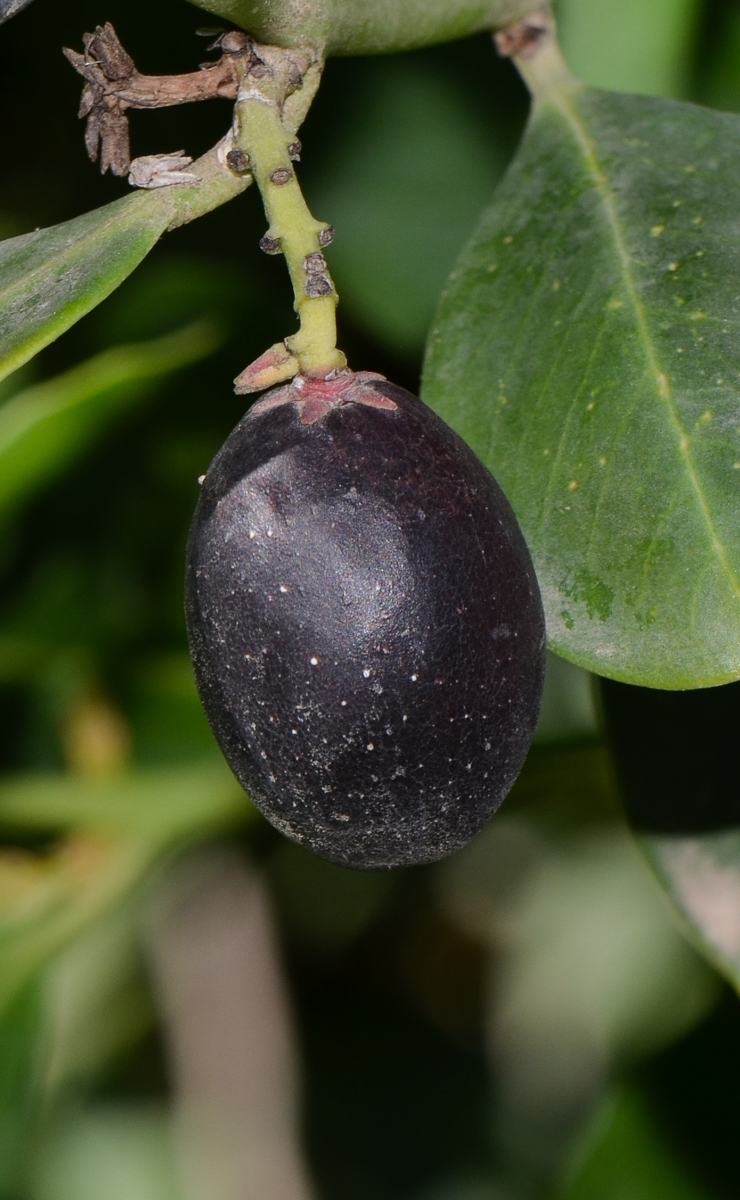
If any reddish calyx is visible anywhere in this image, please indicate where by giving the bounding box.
[250,371,399,425]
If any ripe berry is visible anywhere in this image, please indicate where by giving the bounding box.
[185,372,545,869]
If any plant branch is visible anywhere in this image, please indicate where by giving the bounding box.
[64,24,335,379]
[64,24,244,176]
[494,8,575,99]
[230,42,345,387]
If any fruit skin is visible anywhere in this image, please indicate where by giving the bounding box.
[185,374,545,869]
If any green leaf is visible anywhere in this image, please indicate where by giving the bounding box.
[0,195,171,387]
[0,981,45,1199]
[0,322,219,520]
[0,148,249,386]
[641,830,740,994]
[0,761,249,841]
[0,762,251,1020]
[306,60,503,357]
[423,84,740,688]
[560,1086,713,1200]
[187,0,538,55]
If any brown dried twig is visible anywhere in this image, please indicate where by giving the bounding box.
[63,23,247,176]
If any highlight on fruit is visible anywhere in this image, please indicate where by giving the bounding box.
[186,371,546,869]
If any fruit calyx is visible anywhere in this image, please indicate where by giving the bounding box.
[249,369,398,424]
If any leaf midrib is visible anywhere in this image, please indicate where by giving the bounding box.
[547,85,740,605]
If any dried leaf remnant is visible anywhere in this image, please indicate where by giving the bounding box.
[63,23,246,176]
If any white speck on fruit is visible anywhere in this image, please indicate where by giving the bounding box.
[310,656,318,665]
[367,743,374,751]
[362,668,371,678]
[279,585,288,593]
[411,674,418,681]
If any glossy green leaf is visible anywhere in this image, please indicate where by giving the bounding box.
[0,322,218,520]
[0,148,249,386]
[561,1086,712,1200]
[306,60,503,357]
[424,84,740,688]
[187,0,537,55]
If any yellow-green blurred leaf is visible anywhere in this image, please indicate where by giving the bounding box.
[0,761,248,841]
[561,1086,712,1200]
[0,322,218,519]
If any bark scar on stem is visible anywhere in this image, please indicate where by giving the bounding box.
[494,11,550,60]
[63,22,249,176]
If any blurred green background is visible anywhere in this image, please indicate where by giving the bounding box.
[1,1,740,1199]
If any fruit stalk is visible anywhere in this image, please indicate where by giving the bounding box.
[232,50,346,381]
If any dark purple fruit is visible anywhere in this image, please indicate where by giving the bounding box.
[185,372,545,869]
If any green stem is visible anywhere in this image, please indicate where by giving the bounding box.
[503,10,576,102]
[233,57,346,377]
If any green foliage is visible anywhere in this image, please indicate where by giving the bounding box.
[0,153,249,389]
[642,830,740,993]
[1,2,740,1195]
[0,197,172,387]
[0,762,247,842]
[0,982,45,1198]
[187,0,537,55]
[561,1086,712,1199]
[31,1105,178,1200]
[424,83,740,688]
[0,323,219,520]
